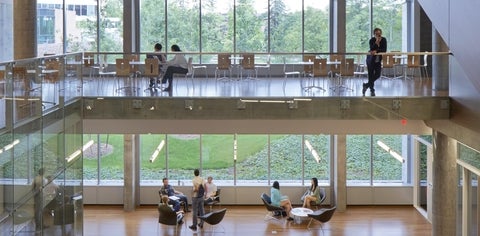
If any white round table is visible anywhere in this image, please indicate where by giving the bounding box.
[290,207,313,224]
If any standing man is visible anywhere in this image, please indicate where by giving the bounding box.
[363,27,387,96]
[189,169,205,231]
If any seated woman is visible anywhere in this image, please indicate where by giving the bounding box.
[161,195,184,224]
[160,44,188,92]
[302,177,321,208]
[270,181,294,221]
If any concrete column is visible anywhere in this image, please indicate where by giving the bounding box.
[14,0,36,59]
[333,135,347,212]
[432,130,457,236]
[432,28,449,91]
[330,0,346,53]
[123,134,138,211]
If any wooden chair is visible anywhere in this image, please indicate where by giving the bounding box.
[381,54,396,79]
[328,54,344,77]
[144,58,160,89]
[241,53,257,80]
[0,70,4,94]
[304,58,327,92]
[303,54,316,77]
[115,58,137,94]
[407,54,422,80]
[215,53,232,82]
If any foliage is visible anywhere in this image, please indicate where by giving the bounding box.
[78,0,402,54]
[83,134,404,182]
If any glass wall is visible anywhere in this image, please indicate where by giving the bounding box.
[140,0,166,52]
[37,0,64,56]
[0,0,13,62]
[347,134,407,186]
[167,0,200,52]
[0,55,84,234]
[346,0,403,53]
[457,143,480,236]
[235,0,268,52]
[99,0,123,52]
[201,0,234,63]
[304,0,329,53]
[372,0,402,52]
[81,133,416,188]
[66,0,98,52]
[32,0,409,64]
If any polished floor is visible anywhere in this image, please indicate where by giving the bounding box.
[81,71,447,98]
[83,205,432,236]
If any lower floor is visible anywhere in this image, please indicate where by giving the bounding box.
[83,205,432,236]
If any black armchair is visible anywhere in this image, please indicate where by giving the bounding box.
[307,206,336,232]
[198,208,227,233]
[158,204,184,233]
[260,193,286,221]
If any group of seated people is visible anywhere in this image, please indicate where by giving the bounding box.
[159,176,320,224]
[158,176,218,224]
[147,43,188,92]
[270,177,322,221]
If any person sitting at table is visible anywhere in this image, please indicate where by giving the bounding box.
[160,44,188,92]
[161,195,184,224]
[159,177,190,212]
[204,176,217,204]
[302,177,321,209]
[271,181,294,221]
[148,43,166,88]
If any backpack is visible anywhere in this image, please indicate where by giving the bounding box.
[197,184,205,198]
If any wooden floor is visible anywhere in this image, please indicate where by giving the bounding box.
[83,205,432,236]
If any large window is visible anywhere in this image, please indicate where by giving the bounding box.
[83,134,123,185]
[99,0,123,52]
[270,0,301,53]
[66,1,97,52]
[201,0,234,62]
[37,2,64,56]
[346,0,403,53]
[167,0,200,52]
[235,0,268,52]
[304,0,329,53]
[140,0,166,52]
[304,135,330,184]
[236,134,268,185]
[82,133,418,187]
[0,0,13,62]
[346,134,406,186]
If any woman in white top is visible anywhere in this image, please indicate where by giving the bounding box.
[161,44,188,92]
